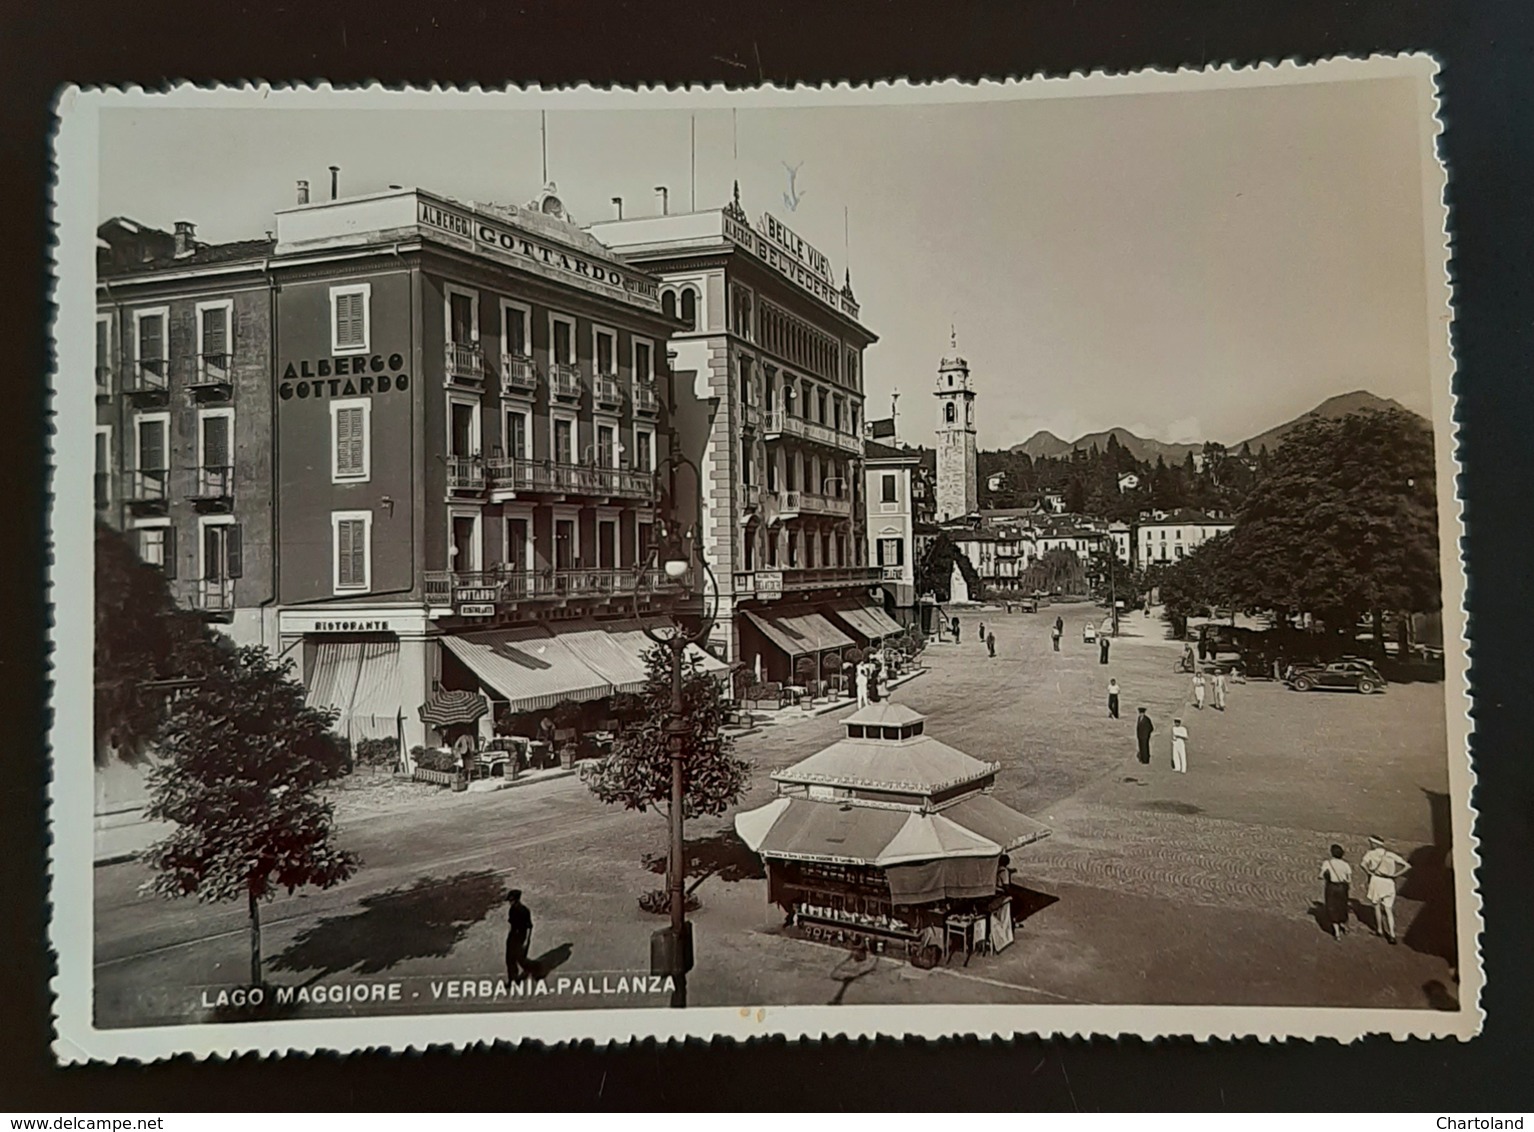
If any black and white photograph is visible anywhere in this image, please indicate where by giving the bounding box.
[49,58,1475,1060]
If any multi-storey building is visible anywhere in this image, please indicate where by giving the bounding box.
[592,190,899,681]
[266,184,703,752]
[1135,508,1235,566]
[96,217,279,648]
[863,439,922,619]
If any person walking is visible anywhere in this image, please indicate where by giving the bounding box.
[978,620,986,645]
[1099,635,1111,665]
[1170,717,1189,773]
[1213,669,1228,711]
[855,662,870,709]
[505,889,535,981]
[1135,707,1154,765]
[1360,835,1411,944]
[1107,678,1120,719]
[1050,622,1061,652]
[1319,844,1353,940]
[951,616,961,644]
[1192,671,1207,710]
[986,630,996,658]
[1055,614,1064,637]
[868,659,884,703]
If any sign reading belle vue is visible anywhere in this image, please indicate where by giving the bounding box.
[417,200,660,310]
[723,210,857,317]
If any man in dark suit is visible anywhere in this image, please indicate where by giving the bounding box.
[1135,707,1154,765]
[505,889,535,981]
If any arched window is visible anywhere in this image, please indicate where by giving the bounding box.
[661,289,677,320]
[945,402,956,424]
[680,288,697,331]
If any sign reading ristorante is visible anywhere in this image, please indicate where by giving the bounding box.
[417,199,660,311]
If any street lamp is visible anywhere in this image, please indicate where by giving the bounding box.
[634,449,719,1009]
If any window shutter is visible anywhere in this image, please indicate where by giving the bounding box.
[140,316,163,364]
[226,524,243,578]
[163,525,178,579]
[875,540,885,566]
[347,409,365,474]
[202,307,227,357]
[336,293,364,348]
[337,520,354,587]
[896,541,905,567]
[204,525,221,581]
[350,521,367,587]
[203,415,230,470]
[96,321,108,368]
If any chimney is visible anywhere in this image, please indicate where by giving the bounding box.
[329,165,340,201]
[654,186,669,216]
[173,221,196,258]
[611,197,624,219]
[296,180,310,205]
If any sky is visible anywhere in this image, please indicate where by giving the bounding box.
[98,76,1438,450]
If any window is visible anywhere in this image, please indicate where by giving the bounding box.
[330,284,371,354]
[596,518,618,570]
[134,308,168,386]
[196,300,233,378]
[637,520,653,565]
[633,339,654,384]
[94,426,111,508]
[787,531,799,569]
[551,316,575,365]
[200,517,243,592]
[505,512,532,572]
[945,402,956,424]
[634,427,654,473]
[680,288,698,331]
[881,474,897,504]
[333,511,372,592]
[501,300,530,358]
[450,510,481,572]
[552,416,575,465]
[197,408,234,495]
[134,412,169,499]
[594,327,617,376]
[879,539,904,566]
[554,517,577,570]
[731,285,753,341]
[661,290,677,321]
[134,521,174,575]
[504,407,530,460]
[330,399,371,482]
[446,285,477,345]
[448,396,480,459]
[95,316,111,390]
[595,423,617,468]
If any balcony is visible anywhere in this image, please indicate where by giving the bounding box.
[733,565,881,597]
[762,409,860,454]
[126,360,169,400]
[445,342,485,385]
[189,465,234,510]
[195,578,236,617]
[741,482,763,512]
[799,492,852,518]
[187,353,234,400]
[549,363,582,402]
[744,401,762,431]
[127,468,169,512]
[485,457,656,502]
[425,567,676,610]
[498,353,538,398]
[881,565,904,582]
[593,374,625,410]
[446,455,486,495]
[631,382,660,417]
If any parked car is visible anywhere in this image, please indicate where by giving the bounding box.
[1284,659,1387,694]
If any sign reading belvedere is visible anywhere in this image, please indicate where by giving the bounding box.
[723,210,859,318]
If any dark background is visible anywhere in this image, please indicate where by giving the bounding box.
[4,0,1531,1111]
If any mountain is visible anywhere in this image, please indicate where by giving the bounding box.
[1011,427,1200,465]
[1236,390,1422,453]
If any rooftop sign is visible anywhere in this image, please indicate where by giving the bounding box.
[723,209,860,321]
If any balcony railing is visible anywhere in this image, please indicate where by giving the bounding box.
[129,360,169,394]
[425,567,676,607]
[128,468,169,502]
[192,465,234,500]
[445,342,484,384]
[485,457,656,501]
[734,565,881,596]
[593,374,624,409]
[499,353,538,396]
[631,382,660,416]
[196,578,236,613]
[881,565,904,581]
[446,455,486,493]
[189,352,234,396]
[799,492,852,518]
[549,363,582,401]
[744,402,763,430]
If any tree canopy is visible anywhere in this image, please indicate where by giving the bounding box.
[914,532,982,602]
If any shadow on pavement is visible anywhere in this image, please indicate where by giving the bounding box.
[827,950,880,1005]
[271,870,506,977]
[1006,884,1059,925]
[1402,790,1458,968]
[1422,979,1460,1011]
[642,828,768,895]
[529,942,573,979]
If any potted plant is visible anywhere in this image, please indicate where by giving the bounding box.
[794,655,817,706]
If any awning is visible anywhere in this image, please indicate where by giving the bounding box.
[613,617,729,678]
[823,598,904,643]
[742,608,855,659]
[734,797,792,853]
[441,626,613,713]
[875,811,1000,866]
[940,793,1052,851]
[885,857,998,905]
[744,797,911,865]
[306,639,403,743]
[559,626,653,695]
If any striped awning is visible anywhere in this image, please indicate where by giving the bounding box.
[822,598,903,643]
[305,639,404,743]
[742,608,855,659]
[441,626,614,713]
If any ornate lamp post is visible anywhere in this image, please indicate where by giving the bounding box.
[634,449,718,1009]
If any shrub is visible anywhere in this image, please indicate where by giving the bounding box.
[354,737,400,769]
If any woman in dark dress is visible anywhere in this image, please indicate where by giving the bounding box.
[1319,843,1353,940]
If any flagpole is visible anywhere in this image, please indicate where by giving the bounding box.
[690,114,697,212]
[541,110,548,184]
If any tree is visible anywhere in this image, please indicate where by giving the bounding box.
[93,521,213,764]
[584,643,751,899]
[914,531,982,602]
[1064,478,1087,514]
[1223,409,1440,649]
[144,646,359,986]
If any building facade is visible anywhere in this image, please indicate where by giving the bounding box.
[864,440,921,617]
[1135,508,1235,566]
[97,218,279,649]
[933,344,978,522]
[592,190,896,683]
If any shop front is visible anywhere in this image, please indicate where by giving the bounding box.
[739,606,856,690]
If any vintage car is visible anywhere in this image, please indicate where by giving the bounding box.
[1283,659,1387,694]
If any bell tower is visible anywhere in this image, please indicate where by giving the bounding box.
[934,328,977,521]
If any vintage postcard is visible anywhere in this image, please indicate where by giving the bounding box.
[49,56,1477,1062]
